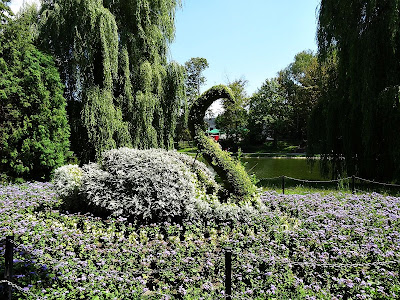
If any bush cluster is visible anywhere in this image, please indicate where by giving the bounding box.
[54,148,220,223]
[53,148,262,224]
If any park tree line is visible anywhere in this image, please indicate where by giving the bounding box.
[213,50,320,153]
[309,0,400,181]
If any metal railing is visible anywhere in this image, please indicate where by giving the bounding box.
[258,175,400,195]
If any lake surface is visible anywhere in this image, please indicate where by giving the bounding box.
[190,153,397,193]
[242,157,325,180]
[187,152,327,181]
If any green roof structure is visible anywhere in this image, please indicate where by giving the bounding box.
[208,129,220,134]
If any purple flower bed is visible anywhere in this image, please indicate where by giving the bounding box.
[0,183,399,299]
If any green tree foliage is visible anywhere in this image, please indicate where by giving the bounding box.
[248,79,292,148]
[309,0,400,180]
[82,87,131,156]
[245,50,320,149]
[0,0,12,26]
[175,57,209,142]
[184,57,209,101]
[0,5,72,181]
[278,50,320,140]
[307,50,342,177]
[39,0,184,161]
[215,79,249,147]
[163,62,186,149]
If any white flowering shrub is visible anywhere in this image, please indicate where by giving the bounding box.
[52,164,83,198]
[74,148,219,223]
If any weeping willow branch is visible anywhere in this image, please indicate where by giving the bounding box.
[39,0,183,162]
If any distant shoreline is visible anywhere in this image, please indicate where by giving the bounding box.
[184,152,321,159]
[240,153,308,158]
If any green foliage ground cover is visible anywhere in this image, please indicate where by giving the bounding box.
[1,182,399,299]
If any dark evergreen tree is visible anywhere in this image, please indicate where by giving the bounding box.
[0,0,12,26]
[0,5,72,181]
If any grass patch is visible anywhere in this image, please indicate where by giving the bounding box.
[177,147,198,153]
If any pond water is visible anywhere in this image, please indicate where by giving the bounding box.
[242,157,325,180]
[187,152,327,181]
[190,153,397,193]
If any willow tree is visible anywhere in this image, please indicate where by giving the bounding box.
[309,0,400,180]
[38,0,184,161]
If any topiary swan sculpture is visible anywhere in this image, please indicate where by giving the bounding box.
[53,85,258,224]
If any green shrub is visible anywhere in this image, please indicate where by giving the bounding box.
[196,131,258,203]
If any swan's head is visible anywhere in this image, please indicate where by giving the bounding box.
[188,85,234,137]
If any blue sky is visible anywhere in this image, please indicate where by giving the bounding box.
[170,0,321,96]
